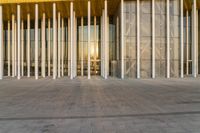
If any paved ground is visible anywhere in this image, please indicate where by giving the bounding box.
[0,77,200,133]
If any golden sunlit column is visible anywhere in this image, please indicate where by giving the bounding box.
[94,16,97,75]
[68,18,71,77]
[88,0,91,79]
[53,3,57,79]
[17,4,21,80]
[0,5,2,79]
[42,13,46,78]
[70,2,73,79]
[137,0,140,79]
[61,18,64,77]
[14,21,17,76]
[196,10,198,75]
[58,12,61,78]
[35,4,39,80]
[192,0,197,77]
[12,14,15,77]
[8,21,11,76]
[121,0,124,79]
[48,18,51,76]
[21,20,24,77]
[27,13,30,77]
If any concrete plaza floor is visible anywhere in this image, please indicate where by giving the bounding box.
[0,77,200,133]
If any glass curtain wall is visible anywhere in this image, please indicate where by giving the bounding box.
[3,18,69,77]
[77,17,101,76]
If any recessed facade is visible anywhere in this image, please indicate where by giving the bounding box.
[0,0,199,80]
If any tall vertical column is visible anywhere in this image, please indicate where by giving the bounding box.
[0,5,2,80]
[167,0,170,78]
[35,4,38,80]
[196,10,198,75]
[58,12,61,78]
[53,3,57,79]
[21,20,24,77]
[48,18,51,76]
[94,16,97,75]
[70,2,73,79]
[61,18,64,77]
[152,0,155,78]
[17,4,21,80]
[14,22,17,76]
[27,13,30,77]
[180,0,184,78]
[42,13,46,78]
[137,0,140,79]
[102,10,105,77]
[12,15,15,77]
[192,0,197,77]
[186,11,189,75]
[8,21,11,76]
[116,17,119,61]
[121,0,124,79]
[88,0,91,79]
[74,13,77,77]
[81,17,84,76]
[104,0,108,79]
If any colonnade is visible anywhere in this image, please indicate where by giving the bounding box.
[0,0,199,80]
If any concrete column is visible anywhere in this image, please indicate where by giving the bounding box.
[8,21,11,76]
[116,16,119,61]
[61,18,64,77]
[180,0,184,78]
[137,0,140,79]
[197,10,198,75]
[42,13,46,78]
[53,3,57,79]
[17,4,21,80]
[102,10,105,77]
[0,5,2,79]
[12,14,15,77]
[121,0,124,79]
[186,11,189,75]
[74,13,77,77]
[48,18,51,76]
[14,21,17,76]
[21,20,24,77]
[167,0,170,78]
[152,0,155,78]
[88,0,91,79]
[35,4,38,80]
[27,13,30,77]
[104,0,108,79]
[94,16,97,75]
[81,17,84,76]
[68,18,70,77]
[70,2,73,79]
[192,0,197,77]
[101,15,103,77]
[58,12,61,78]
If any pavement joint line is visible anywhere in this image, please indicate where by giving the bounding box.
[0,111,200,121]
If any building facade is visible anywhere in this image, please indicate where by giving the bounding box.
[0,0,199,80]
